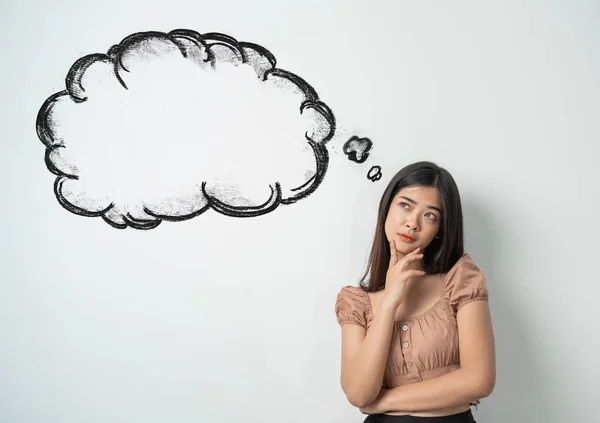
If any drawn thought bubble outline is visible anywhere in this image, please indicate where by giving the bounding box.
[367,165,382,182]
[36,30,336,229]
[343,135,373,164]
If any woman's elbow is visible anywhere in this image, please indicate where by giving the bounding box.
[474,373,496,398]
[481,379,496,398]
[345,391,374,409]
[342,383,377,408]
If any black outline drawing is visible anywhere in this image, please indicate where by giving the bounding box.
[36,29,336,230]
[343,136,373,164]
[367,165,382,182]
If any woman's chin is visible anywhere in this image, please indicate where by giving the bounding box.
[395,241,421,254]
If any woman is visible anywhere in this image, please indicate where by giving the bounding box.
[335,161,495,422]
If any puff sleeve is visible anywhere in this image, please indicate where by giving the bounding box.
[335,286,370,329]
[444,255,489,313]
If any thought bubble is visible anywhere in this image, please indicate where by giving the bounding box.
[367,165,382,182]
[343,136,372,164]
[36,30,335,229]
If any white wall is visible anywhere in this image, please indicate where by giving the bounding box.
[1,1,598,422]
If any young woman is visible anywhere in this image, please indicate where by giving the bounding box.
[335,161,495,422]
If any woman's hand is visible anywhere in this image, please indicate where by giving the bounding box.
[381,242,425,311]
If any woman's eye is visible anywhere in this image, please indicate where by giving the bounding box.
[426,212,437,220]
[399,202,409,209]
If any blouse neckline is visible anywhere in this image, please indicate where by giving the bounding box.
[361,254,470,323]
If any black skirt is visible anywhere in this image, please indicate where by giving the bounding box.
[363,409,476,423]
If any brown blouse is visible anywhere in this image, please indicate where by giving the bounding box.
[335,254,488,388]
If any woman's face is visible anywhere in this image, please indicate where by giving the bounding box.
[384,185,442,255]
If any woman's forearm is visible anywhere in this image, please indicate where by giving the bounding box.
[380,368,491,412]
[342,302,397,407]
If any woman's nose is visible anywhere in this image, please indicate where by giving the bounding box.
[405,221,419,231]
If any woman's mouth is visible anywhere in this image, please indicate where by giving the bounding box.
[399,234,415,242]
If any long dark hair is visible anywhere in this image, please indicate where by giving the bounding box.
[359,161,464,292]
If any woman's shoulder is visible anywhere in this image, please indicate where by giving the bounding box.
[334,285,372,328]
[442,253,488,311]
[337,284,367,295]
[336,285,371,306]
[441,253,481,278]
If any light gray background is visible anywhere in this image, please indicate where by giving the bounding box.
[1,1,598,422]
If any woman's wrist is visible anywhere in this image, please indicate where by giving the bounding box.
[379,297,399,315]
[379,388,392,412]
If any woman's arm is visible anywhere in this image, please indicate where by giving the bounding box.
[365,300,496,413]
[340,246,426,408]
[340,300,397,408]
